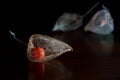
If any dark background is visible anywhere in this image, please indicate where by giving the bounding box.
[2,0,119,33]
[1,0,119,55]
[1,0,120,80]
[1,0,119,58]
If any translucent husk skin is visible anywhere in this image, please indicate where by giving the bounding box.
[27,34,73,62]
[84,8,114,35]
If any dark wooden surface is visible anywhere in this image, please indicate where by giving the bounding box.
[1,30,120,80]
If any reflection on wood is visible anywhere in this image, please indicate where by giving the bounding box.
[28,60,72,80]
[85,33,114,56]
[28,62,45,80]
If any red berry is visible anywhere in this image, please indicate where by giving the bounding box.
[31,47,45,60]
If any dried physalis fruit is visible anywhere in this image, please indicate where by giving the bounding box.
[84,5,114,35]
[52,2,99,32]
[27,34,73,62]
[52,13,82,32]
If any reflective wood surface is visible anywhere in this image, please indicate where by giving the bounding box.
[1,31,120,80]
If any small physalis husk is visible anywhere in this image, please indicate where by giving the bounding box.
[84,5,114,35]
[27,34,73,62]
[52,13,82,32]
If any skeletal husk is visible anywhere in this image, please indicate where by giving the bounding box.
[52,13,83,32]
[27,34,73,62]
[84,7,114,35]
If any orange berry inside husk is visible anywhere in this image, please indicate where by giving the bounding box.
[31,47,45,60]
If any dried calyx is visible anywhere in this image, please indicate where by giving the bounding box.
[9,31,73,62]
[84,5,114,35]
[27,34,73,62]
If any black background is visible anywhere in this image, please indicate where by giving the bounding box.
[2,0,119,33]
[1,0,119,59]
